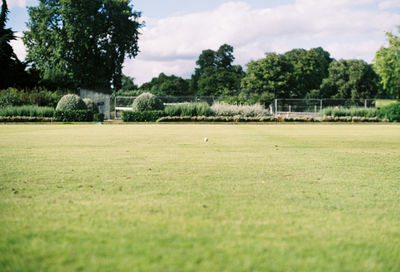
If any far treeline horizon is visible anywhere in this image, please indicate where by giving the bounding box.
[1,0,399,102]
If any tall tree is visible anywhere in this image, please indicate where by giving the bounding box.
[140,73,191,96]
[241,53,295,99]
[320,59,379,99]
[120,74,138,92]
[285,47,332,98]
[374,27,400,98]
[191,44,244,96]
[23,0,142,92]
[0,0,28,89]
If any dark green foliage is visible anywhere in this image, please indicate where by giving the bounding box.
[241,53,294,99]
[191,44,244,96]
[0,116,54,122]
[0,0,32,89]
[24,0,142,91]
[320,59,379,99]
[94,113,104,122]
[119,75,138,92]
[0,88,64,108]
[321,107,379,118]
[379,102,400,122]
[121,110,165,122]
[248,92,275,107]
[83,98,99,114]
[220,95,247,105]
[374,27,400,99]
[285,47,332,98]
[0,105,55,117]
[164,103,213,117]
[140,73,192,96]
[56,94,87,111]
[0,94,22,107]
[132,93,164,112]
[54,110,93,122]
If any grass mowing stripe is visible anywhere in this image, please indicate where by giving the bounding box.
[0,124,399,271]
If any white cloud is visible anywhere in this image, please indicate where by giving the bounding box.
[10,32,27,61]
[9,0,400,85]
[124,0,400,85]
[378,0,400,9]
[3,0,29,9]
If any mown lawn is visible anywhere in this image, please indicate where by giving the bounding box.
[0,124,399,272]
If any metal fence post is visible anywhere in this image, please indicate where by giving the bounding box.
[320,99,323,111]
[114,96,117,119]
[274,99,278,116]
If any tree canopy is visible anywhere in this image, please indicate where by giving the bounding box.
[284,47,332,98]
[241,52,295,99]
[374,27,400,99]
[191,44,244,96]
[0,0,30,89]
[320,59,379,99]
[140,73,191,96]
[23,0,142,92]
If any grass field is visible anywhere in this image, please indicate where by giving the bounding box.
[1,124,400,272]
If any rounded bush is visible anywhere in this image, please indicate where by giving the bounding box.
[132,92,164,112]
[83,98,99,113]
[379,102,400,122]
[56,94,87,111]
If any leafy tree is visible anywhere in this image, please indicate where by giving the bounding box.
[140,73,191,96]
[23,0,142,92]
[241,53,295,99]
[320,59,379,99]
[191,44,244,96]
[374,27,400,98]
[120,74,138,92]
[285,47,332,98]
[0,0,30,89]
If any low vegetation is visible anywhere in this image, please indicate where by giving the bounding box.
[211,102,269,117]
[1,124,399,271]
[164,102,212,117]
[321,107,379,118]
[379,102,400,122]
[0,105,55,118]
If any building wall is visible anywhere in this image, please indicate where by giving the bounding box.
[80,89,111,119]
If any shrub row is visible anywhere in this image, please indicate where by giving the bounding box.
[211,103,269,117]
[379,102,400,122]
[164,102,213,117]
[54,110,94,122]
[157,116,384,123]
[0,88,65,108]
[121,110,165,122]
[0,116,55,122]
[321,107,379,118]
[0,105,55,117]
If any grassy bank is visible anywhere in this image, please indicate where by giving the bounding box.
[0,124,399,271]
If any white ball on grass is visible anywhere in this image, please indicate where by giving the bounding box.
[204,137,208,142]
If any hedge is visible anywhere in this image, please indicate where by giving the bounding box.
[0,116,55,122]
[54,110,94,122]
[122,110,165,122]
[0,105,55,117]
[157,116,383,123]
[379,102,400,122]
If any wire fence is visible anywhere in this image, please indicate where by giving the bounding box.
[112,96,397,119]
[274,99,377,116]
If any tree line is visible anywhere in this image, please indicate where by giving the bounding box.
[1,0,399,102]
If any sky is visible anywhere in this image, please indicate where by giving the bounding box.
[4,0,400,85]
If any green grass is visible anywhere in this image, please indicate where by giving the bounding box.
[1,124,400,271]
[321,107,379,118]
[0,105,55,118]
